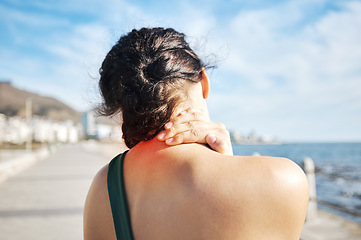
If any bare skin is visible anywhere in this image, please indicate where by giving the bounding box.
[158,108,233,155]
[84,139,308,240]
[84,69,309,239]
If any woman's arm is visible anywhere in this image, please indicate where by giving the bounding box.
[157,108,233,155]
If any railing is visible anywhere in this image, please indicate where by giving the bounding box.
[302,157,318,220]
[302,157,361,220]
[252,152,360,221]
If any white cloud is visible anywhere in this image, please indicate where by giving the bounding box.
[0,4,69,28]
[204,1,361,140]
[1,0,360,140]
[0,1,141,111]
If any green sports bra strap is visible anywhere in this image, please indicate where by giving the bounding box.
[107,151,134,240]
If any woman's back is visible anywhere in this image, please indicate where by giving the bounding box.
[85,139,308,240]
[84,27,309,240]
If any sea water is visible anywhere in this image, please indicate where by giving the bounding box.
[232,142,361,224]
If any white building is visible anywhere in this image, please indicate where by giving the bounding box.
[0,115,81,145]
[82,111,97,138]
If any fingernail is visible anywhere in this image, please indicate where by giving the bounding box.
[165,122,173,129]
[158,132,166,140]
[208,134,217,144]
[165,138,174,144]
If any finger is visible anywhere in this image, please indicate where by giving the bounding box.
[173,108,190,117]
[164,122,173,130]
[206,134,222,152]
[157,130,167,141]
[163,121,227,143]
[163,108,191,131]
[169,108,206,126]
[160,116,200,140]
[164,128,205,145]
[162,121,212,140]
[206,134,233,155]
[165,134,184,145]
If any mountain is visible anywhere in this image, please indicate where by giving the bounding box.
[0,81,81,122]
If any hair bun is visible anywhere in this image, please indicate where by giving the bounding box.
[98,27,205,148]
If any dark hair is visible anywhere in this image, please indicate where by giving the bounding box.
[98,27,205,148]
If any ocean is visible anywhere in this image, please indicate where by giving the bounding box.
[232,142,361,224]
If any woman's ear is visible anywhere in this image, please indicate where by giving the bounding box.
[200,68,210,99]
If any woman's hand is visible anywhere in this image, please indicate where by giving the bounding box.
[157,109,233,155]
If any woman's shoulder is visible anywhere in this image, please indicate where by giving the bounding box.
[165,144,309,236]
[127,141,309,239]
[132,140,308,211]
[84,163,117,240]
[199,154,309,239]
[187,150,309,239]
[131,140,308,191]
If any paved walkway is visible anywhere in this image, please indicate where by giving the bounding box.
[301,210,361,240]
[0,144,360,240]
[0,144,109,240]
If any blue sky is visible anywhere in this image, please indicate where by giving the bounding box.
[1,0,361,142]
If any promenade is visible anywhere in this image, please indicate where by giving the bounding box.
[0,144,109,240]
[0,144,360,240]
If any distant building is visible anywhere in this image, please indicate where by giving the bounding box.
[97,123,123,142]
[82,111,98,139]
[0,113,6,144]
[230,129,281,144]
[0,114,81,145]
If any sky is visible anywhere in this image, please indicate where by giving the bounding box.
[1,0,360,142]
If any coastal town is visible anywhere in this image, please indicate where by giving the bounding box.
[0,113,80,146]
[230,130,281,144]
[0,111,125,150]
[0,111,281,149]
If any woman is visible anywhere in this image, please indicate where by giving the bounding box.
[84,27,309,240]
